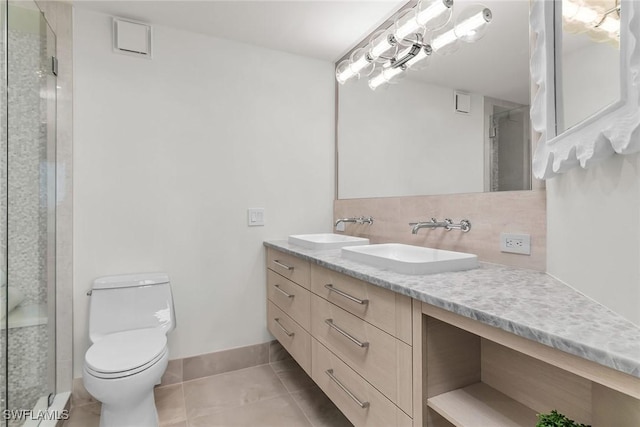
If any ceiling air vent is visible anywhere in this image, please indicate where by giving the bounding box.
[113,18,152,59]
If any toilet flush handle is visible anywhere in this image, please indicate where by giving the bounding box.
[86,290,92,296]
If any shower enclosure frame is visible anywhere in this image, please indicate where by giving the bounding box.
[1,0,67,424]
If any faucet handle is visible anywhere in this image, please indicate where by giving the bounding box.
[444,218,453,231]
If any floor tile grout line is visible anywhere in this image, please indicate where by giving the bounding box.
[180,362,272,386]
[269,361,296,395]
[179,382,188,427]
[269,360,318,427]
[289,388,317,427]
[156,382,187,427]
[180,382,190,427]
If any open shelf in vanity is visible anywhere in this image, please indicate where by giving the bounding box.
[423,305,640,427]
[428,383,537,426]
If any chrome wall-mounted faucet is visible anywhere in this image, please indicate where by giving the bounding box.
[409,217,471,234]
[409,218,448,234]
[335,216,374,227]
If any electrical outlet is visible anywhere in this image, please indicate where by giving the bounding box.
[500,233,531,255]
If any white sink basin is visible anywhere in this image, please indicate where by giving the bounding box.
[288,233,370,250]
[341,243,478,275]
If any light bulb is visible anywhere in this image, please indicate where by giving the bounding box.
[336,60,356,84]
[574,7,599,23]
[335,48,376,84]
[394,9,422,45]
[368,30,398,62]
[368,66,405,90]
[349,48,375,76]
[597,15,619,35]
[454,5,492,43]
[416,0,453,31]
[431,27,458,52]
[562,0,598,24]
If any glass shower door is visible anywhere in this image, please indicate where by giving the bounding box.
[5,1,56,424]
[0,0,7,419]
[489,106,531,192]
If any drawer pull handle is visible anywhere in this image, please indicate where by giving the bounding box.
[274,318,295,337]
[274,284,294,298]
[325,319,369,348]
[273,260,294,271]
[324,284,368,305]
[325,369,370,409]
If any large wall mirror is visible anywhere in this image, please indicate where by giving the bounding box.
[558,0,620,133]
[532,0,640,178]
[337,0,532,199]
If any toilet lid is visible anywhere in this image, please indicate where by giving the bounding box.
[85,328,167,374]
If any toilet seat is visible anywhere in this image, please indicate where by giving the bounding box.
[85,328,167,379]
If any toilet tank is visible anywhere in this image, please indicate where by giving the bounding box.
[88,272,176,343]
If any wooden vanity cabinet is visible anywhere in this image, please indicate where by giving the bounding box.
[266,248,413,426]
[312,338,412,427]
[266,248,312,375]
[266,247,640,427]
[310,264,413,415]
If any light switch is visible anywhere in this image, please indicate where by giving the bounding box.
[247,208,265,227]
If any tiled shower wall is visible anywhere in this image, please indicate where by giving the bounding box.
[334,190,546,271]
[4,4,50,412]
[7,4,48,307]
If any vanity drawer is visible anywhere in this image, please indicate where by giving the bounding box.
[267,301,311,375]
[311,264,412,344]
[267,248,310,289]
[312,338,412,427]
[311,294,413,414]
[267,269,310,331]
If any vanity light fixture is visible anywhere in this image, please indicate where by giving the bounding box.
[394,0,454,44]
[562,0,620,42]
[336,48,375,84]
[336,0,493,90]
[454,6,493,42]
[369,64,407,90]
[427,5,492,55]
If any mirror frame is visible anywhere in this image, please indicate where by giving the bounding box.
[531,0,640,179]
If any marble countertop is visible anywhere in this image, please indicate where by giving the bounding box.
[264,240,640,378]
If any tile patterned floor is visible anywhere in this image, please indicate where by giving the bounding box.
[64,358,352,427]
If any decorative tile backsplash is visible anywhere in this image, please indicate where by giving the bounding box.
[334,190,546,271]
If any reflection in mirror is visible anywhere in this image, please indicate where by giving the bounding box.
[558,0,621,132]
[337,0,531,199]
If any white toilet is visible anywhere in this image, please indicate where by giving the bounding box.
[83,273,176,427]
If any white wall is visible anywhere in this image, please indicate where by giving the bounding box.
[547,36,639,326]
[547,153,640,326]
[73,9,335,376]
[338,77,485,199]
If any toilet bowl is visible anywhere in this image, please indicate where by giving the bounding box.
[84,328,168,427]
[83,273,176,427]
